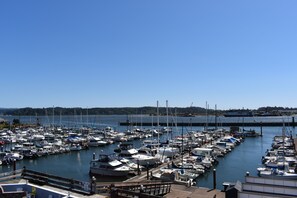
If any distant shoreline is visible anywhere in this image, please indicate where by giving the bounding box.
[1,106,297,117]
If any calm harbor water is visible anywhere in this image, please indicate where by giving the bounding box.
[1,115,296,189]
[197,127,290,189]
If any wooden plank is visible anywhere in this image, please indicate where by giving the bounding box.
[0,169,22,177]
[0,174,22,182]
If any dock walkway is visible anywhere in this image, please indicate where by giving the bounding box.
[125,153,189,183]
[123,155,225,198]
[165,184,225,198]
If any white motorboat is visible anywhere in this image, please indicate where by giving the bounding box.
[90,154,131,177]
[117,142,138,158]
[153,168,196,186]
[131,153,160,167]
[157,146,179,159]
[88,137,107,147]
[257,167,297,180]
[120,158,144,171]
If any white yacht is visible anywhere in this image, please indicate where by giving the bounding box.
[90,154,131,177]
[88,137,107,147]
[116,142,138,158]
[157,146,179,159]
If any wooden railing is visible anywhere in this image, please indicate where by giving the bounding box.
[110,188,162,198]
[108,181,172,198]
[0,169,23,182]
[0,168,171,197]
[21,168,95,195]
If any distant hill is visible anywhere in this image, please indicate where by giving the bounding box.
[1,106,296,117]
[0,106,218,116]
[0,108,17,115]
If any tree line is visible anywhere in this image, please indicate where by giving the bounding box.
[1,106,296,116]
[1,106,217,116]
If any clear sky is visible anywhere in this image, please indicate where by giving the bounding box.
[1,1,297,110]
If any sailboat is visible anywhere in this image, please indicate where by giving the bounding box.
[257,123,297,179]
[156,100,179,161]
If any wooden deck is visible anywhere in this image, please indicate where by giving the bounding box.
[165,184,225,198]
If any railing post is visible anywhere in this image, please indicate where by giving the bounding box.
[146,162,149,180]
[213,169,217,189]
[137,159,140,175]
[70,179,74,190]
[90,176,96,194]
[13,159,16,179]
[22,166,26,177]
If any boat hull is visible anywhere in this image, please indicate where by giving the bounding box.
[90,167,130,177]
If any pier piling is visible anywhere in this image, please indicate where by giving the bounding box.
[91,176,96,194]
[13,159,16,179]
[146,166,149,180]
[137,159,140,175]
[213,169,216,190]
[13,159,16,172]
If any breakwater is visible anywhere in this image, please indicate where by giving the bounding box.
[120,117,296,127]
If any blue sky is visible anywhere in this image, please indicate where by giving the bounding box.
[1,1,297,110]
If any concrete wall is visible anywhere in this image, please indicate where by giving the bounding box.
[1,183,73,198]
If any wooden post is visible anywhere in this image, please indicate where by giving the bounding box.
[70,179,74,190]
[13,159,16,179]
[146,163,149,180]
[91,176,96,194]
[22,166,26,177]
[13,159,16,172]
[213,169,216,189]
[260,122,263,136]
[137,159,140,175]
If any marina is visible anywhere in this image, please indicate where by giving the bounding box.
[2,0,297,197]
[0,115,297,197]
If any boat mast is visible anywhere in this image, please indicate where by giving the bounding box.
[151,114,154,140]
[52,105,55,128]
[282,121,285,171]
[140,110,143,132]
[181,124,184,168]
[87,106,89,127]
[80,111,83,128]
[166,100,169,140]
[157,100,160,150]
[215,104,218,130]
[205,101,208,131]
[60,110,62,128]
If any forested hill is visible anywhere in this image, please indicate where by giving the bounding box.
[1,106,296,116]
[0,106,216,116]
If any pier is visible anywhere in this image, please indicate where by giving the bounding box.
[120,120,296,127]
